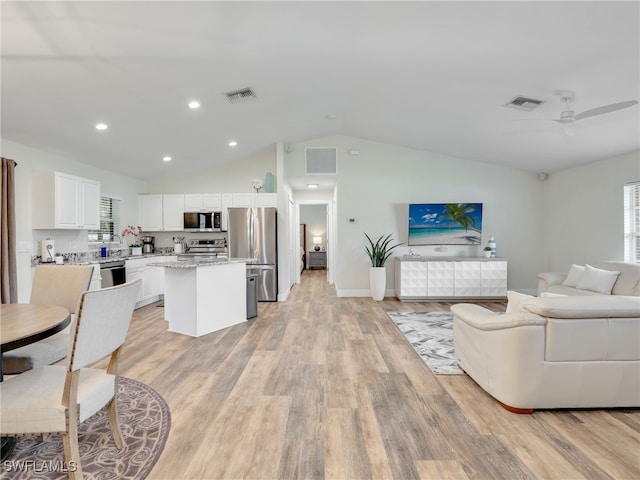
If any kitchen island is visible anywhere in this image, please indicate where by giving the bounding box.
[148,258,247,337]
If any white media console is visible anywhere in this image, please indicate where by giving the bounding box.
[394,257,508,301]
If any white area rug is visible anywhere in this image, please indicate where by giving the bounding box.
[387,311,463,375]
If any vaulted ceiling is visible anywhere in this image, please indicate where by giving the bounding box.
[2,1,638,181]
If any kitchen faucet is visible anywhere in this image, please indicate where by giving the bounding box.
[108,234,122,257]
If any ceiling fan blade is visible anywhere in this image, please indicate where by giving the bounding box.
[574,100,638,121]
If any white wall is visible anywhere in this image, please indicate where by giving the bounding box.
[543,150,640,271]
[286,135,545,295]
[146,149,276,193]
[1,139,147,302]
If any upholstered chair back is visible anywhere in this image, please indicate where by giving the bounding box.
[68,280,140,370]
[30,265,94,315]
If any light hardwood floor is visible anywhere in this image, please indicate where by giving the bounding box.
[117,269,640,480]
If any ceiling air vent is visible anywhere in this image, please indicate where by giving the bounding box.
[504,96,543,111]
[306,147,337,175]
[225,87,256,104]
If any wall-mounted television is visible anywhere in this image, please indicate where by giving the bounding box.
[408,203,483,245]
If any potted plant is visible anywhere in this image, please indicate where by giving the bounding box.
[483,245,492,258]
[122,225,144,256]
[364,233,403,301]
[55,252,64,265]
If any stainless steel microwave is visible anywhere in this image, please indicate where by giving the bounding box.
[183,211,222,232]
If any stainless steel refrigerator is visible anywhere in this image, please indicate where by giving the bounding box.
[227,207,278,301]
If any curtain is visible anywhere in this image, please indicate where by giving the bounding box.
[1,157,17,303]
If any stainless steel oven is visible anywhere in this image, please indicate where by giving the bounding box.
[100,260,126,288]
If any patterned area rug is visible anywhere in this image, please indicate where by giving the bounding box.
[3,377,170,480]
[387,311,463,375]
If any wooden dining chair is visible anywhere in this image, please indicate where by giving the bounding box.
[2,265,94,375]
[0,279,141,480]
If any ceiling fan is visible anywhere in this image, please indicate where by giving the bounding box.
[554,91,638,136]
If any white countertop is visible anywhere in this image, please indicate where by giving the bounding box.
[148,258,247,269]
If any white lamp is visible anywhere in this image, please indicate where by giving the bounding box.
[313,236,322,251]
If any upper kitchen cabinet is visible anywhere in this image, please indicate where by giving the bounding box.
[231,193,277,208]
[163,194,185,230]
[138,195,163,231]
[32,171,100,229]
[138,194,184,231]
[255,193,277,207]
[184,194,222,211]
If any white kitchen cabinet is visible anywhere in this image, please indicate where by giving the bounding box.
[184,194,222,211]
[138,195,163,231]
[395,258,508,300]
[162,194,185,231]
[32,171,100,229]
[221,194,233,231]
[255,193,277,207]
[232,193,255,207]
[79,178,100,229]
[89,264,102,291]
[138,194,184,231]
[126,256,167,307]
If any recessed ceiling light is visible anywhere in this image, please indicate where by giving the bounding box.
[95,123,108,130]
[228,140,238,147]
[162,156,172,162]
[307,184,319,189]
[325,114,337,120]
[188,100,201,109]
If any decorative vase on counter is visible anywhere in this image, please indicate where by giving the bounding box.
[488,236,497,258]
[131,246,143,256]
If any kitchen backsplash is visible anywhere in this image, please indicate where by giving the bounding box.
[31,246,177,266]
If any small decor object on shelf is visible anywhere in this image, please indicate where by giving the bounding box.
[365,232,403,301]
[252,177,264,193]
[488,236,497,258]
[264,171,275,193]
[55,253,64,265]
[122,225,144,254]
[483,245,492,258]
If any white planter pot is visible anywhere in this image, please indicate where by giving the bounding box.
[483,250,492,258]
[369,266,387,301]
[131,246,143,256]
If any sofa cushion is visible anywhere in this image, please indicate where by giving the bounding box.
[505,291,535,313]
[546,285,602,296]
[592,261,640,296]
[576,264,620,294]
[561,264,585,287]
[522,295,640,319]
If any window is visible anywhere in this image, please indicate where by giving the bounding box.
[88,195,121,244]
[624,182,640,263]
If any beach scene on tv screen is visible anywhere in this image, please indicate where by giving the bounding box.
[408,203,483,245]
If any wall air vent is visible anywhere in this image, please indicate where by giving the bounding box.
[504,96,543,111]
[225,87,256,103]
[305,147,337,175]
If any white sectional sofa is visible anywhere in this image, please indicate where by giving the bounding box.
[451,294,640,412]
[538,261,640,296]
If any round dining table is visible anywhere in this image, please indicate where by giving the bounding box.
[0,303,71,461]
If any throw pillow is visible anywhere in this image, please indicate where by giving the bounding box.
[561,264,585,287]
[506,290,535,313]
[540,292,567,297]
[576,264,621,294]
